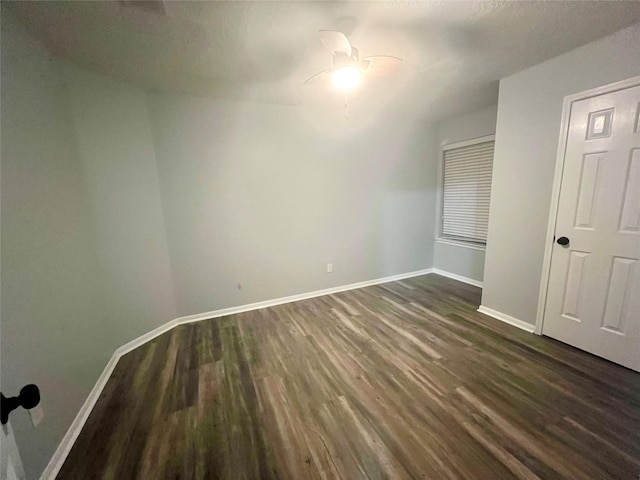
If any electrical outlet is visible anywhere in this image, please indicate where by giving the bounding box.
[29,404,44,428]
[327,263,333,273]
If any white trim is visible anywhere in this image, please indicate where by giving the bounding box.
[2,422,26,480]
[434,141,445,240]
[39,267,433,479]
[115,320,179,357]
[442,134,495,151]
[477,305,536,333]
[435,237,486,252]
[175,268,434,326]
[40,353,120,480]
[42,319,186,479]
[535,75,640,336]
[431,268,483,288]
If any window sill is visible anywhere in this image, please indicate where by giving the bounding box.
[436,238,486,251]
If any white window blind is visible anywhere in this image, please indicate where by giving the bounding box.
[442,140,494,244]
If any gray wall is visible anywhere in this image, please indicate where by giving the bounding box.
[0,14,112,478]
[438,105,498,148]
[149,95,438,316]
[1,14,179,478]
[482,22,640,325]
[63,66,177,343]
[434,105,498,282]
[1,15,438,476]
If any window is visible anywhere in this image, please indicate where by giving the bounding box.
[440,137,494,245]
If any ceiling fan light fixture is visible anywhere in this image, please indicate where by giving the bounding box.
[332,66,360,89]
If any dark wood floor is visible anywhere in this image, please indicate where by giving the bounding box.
[58,274,640,479]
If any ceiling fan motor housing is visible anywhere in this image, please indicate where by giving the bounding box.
[304,30,399,85]
[333,52,352,68]
[333,47,360,68]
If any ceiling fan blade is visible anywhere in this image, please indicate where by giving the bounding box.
[303,69,331,85]
[319,30,352,57]
[361,56,403,76]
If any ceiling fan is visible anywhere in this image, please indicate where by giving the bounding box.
[304,30,403,89]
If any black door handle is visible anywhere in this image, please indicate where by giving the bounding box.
[556,236,570,246]
[1,384,40,425]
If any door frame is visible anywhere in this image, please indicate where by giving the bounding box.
[534,75,640,335]
[1,421,26,479]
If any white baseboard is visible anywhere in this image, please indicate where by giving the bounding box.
[42,319,188,478]
[39,267,433,479]
[40,353,120,480]
[115,319,179,357]
[431,268,483,288]
[175,268,435,325]
[477,305,535,333]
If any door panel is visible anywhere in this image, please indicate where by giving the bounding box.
[601,256,636,333]
[543,84,640,372]
[619,149,640,232]
[561,250,589,320]
[574,152,602,228]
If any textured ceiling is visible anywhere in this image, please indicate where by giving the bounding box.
[6,1,640,121]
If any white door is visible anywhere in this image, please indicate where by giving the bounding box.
[543,83,640,372]
[1,423,26,480]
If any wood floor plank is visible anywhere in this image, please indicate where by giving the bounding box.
[58,274,640,479]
